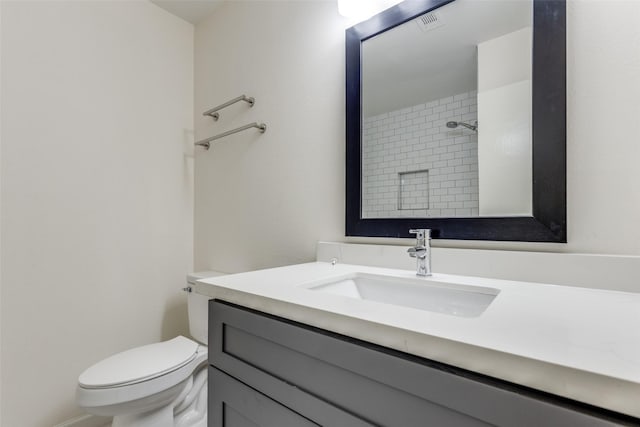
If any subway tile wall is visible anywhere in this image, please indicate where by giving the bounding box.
[362,90,479,218]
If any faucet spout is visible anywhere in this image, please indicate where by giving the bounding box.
[408,229,432,276]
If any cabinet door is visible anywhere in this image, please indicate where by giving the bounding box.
[209,367,318,427]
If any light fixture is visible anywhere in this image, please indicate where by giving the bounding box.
[338,0,404,21]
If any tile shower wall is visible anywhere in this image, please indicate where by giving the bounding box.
[362,91,479,218]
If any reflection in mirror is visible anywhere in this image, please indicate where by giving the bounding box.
[361,0,533,219]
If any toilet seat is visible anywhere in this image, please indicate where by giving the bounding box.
[79,336,199,389]
[77,337,208,411]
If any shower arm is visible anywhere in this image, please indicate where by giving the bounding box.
[446,120,477,131]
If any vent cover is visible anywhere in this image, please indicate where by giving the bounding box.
[415,11,445,32]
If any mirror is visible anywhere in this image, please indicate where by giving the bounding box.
[346,0,566,241]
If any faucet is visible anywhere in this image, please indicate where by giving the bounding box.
[407,229,432,276]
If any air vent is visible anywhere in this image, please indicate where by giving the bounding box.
[415,11,445,32]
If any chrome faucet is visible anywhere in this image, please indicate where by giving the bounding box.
[407,229,432,276]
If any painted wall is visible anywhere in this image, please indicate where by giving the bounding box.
[194,1,346,273]
[195,0,640,280]
[0,1,193,425]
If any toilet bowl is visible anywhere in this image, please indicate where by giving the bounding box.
[76,271,224,427]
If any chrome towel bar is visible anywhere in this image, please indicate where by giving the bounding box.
[195,122,267,150]
[203,95,255,120]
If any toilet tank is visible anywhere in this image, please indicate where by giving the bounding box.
[187,271,226,345]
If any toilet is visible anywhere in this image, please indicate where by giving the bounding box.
[76,271,223,427]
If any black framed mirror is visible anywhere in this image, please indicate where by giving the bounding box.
[346,0,566,242]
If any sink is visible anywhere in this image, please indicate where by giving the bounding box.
[301,273,499,317]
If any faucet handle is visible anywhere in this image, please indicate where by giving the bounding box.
[407,246,427,258]
[409,229,431,240]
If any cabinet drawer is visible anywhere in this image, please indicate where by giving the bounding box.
[209,367,318,427]
[209,300,637,427]
[209,364,372,426]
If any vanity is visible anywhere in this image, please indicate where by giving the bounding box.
[196,261,640,426]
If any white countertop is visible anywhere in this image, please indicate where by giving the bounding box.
[196,262,640,418]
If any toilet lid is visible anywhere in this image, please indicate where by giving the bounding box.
[79,336,199,389]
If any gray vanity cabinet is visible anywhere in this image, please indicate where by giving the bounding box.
[208,300,635,427]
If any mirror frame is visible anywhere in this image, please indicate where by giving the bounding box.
[346,0,566,242]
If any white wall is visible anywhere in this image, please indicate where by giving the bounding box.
[0,1,193,425]
[194,1,346,273]
[194,0,640,281]
[565,0,640,256]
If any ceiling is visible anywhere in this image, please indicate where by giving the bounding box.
[150,0,339,24]
[150,0,223,24]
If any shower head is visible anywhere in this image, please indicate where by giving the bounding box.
[446,121,477,131]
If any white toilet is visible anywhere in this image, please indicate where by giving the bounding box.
[76,271,223,427]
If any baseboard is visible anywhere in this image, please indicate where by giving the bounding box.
[53,414,111,427]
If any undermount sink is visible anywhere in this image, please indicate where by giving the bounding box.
[302,273,499,317]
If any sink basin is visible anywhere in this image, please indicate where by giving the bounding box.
[302,273,499,317]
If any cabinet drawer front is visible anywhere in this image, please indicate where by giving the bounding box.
[209,300,633,427]
[209,364,373,427]
[209,367,319,427]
